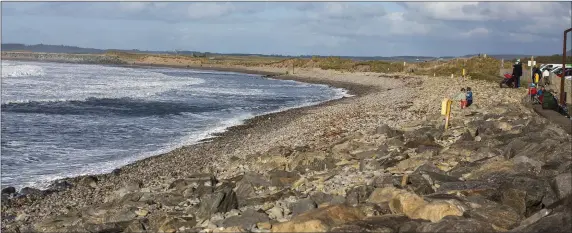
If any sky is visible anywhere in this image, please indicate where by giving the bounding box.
[1,1,571,57]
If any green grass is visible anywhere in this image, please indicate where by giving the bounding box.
[105,51,564,84]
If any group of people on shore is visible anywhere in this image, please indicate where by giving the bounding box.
[510,59,548,88]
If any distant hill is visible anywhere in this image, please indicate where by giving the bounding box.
[1,43,446,62]
[1,43,106,54]
[2,43,568,63]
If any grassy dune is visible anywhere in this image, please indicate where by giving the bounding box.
[6,50,565,84]
[105,51,515,82]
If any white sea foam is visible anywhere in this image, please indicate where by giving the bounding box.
[1,64,46,78]
[1,60,351,190]
[1,61,205,104]
[11,112,256,190]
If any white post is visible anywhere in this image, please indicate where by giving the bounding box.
[530,56,534,85]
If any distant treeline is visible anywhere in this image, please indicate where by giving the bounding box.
[1,43,450,63]
[2,43,569,63]
[1,43,106,54]
[518,53,572,65]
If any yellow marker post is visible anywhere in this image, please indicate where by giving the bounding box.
[441,98,452,130]
[462,69,466,77]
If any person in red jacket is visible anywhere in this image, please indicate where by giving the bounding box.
[528,83,537,102]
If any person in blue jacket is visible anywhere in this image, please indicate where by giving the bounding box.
[466,87,473,107]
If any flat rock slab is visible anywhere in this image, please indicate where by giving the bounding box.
[271,204,365,232]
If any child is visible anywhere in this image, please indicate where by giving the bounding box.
[528,83,537,102]
[454,88,467,108]
[465,87,473,107]
[537,86,545,104]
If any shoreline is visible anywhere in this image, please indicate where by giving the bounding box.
[3,56,572,233]
[1,58,376,192]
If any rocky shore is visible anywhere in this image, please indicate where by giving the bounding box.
[1,62,571,233]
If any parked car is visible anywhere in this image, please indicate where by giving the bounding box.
[552,67,564,75]
[540,64,563,72]
[556,68,572,78]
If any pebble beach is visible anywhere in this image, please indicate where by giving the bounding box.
[2,61,572,233]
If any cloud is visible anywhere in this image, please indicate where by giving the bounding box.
[461,27,489,38]
[2,2,266,22]
[2,2,570,56]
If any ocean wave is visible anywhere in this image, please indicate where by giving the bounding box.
[187,87,267,96]
[1,97,227,116]
[1,64,46,78]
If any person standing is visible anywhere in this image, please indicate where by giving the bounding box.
[513,59,523,88]
[542,68,550,85]
[532,66,542,85]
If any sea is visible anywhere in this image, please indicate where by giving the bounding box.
[0,60,349,190]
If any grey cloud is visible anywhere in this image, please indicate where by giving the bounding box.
[2,2,267,23]
[2,2,570,57]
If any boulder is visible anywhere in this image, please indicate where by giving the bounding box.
[331,215,427,233]
[197,183,238,220]
[266,146,293,157]
[406,163,459,195]
[358,203,391,217]
[458,130,474,141]
[239,189,296,208]
[291,198,318,216]
[103,207,139,223]
[417,216,496,232]
[234,179,256,200]
[465,204,521,230]
[73,222,127,233]
[552,173,572,199]
[147,212,196,233]
[375,124,403,138]
[386,137,405,148]
[502,138,528,159]
[269,170,300,187]
[508,211,572,233]
[372,174,394,189]
[359,158,381,172]
[389,157,426,174]
[34,212,83,232]
[234,172,271,199]
[79,175,99,188]
[508,196,572,233]
[513,156,544,173]
[110,180,144,201]
[377,152,409,169]
[501,188,527,216]
[1,186,16,195]
[404,133,440,149]
[310,192,333,205]
[47,180,74,192]
[158,216,196,233]
[345,185,374,206]
[367,187,465,222]
[271,205,364,232]
[148,192,187,207]
[18,187,45,199]
[221,209,269,229]
[168,174,216,192]
[124,219,148,233]
[436,181,500,199]
[501,175,548,216]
